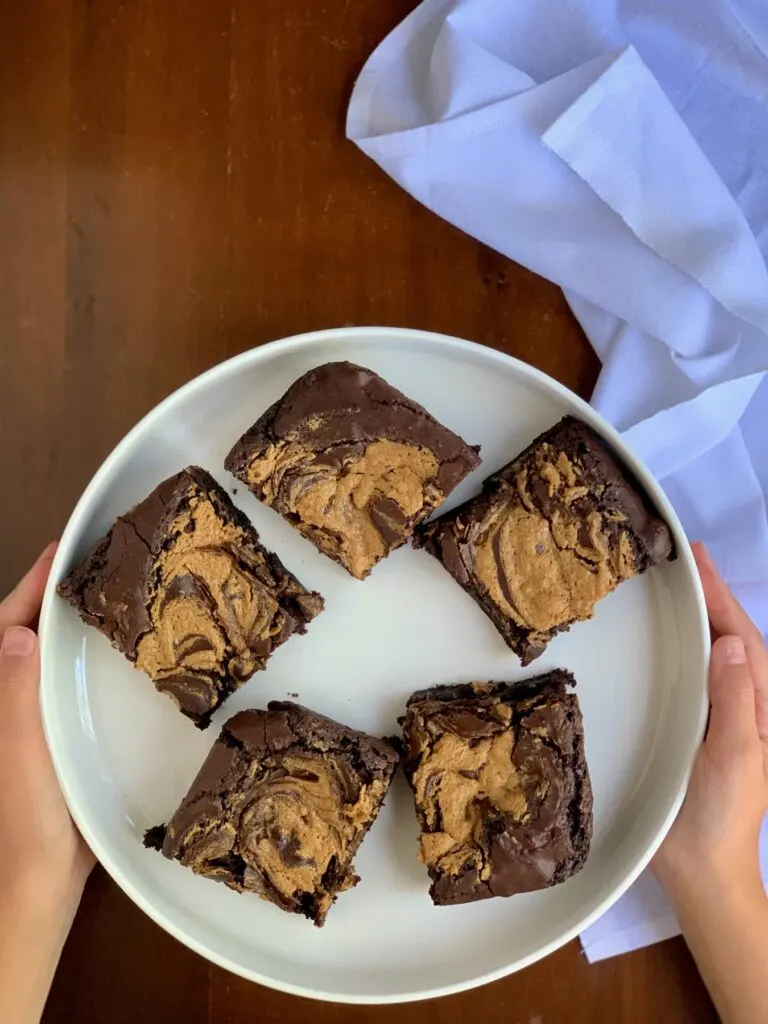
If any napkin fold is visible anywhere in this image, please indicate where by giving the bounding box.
[347,0,768,961]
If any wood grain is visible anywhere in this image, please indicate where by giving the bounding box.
[0,1,715,1020]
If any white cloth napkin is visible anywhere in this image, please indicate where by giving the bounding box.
[347,0,768,962]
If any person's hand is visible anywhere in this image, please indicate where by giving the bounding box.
[0,544,95,1022]
[653,547,768,1024]
[654,542,768,898]
[0,543,94,909]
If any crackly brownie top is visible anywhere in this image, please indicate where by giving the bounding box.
[154,703,399,924]
[402,675,591,900]
[225,362,480,578]
[422,418,673,646]
[57,468,323,720]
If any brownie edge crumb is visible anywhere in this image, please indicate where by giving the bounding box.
[143,824,167,851]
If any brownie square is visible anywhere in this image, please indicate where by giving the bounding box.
[224,361,481,579]
[58,467,324,727]
[400,673,592,905]
[144,703,399,926]
[415,417,674,663]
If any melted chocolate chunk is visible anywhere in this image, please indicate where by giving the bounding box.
[57,467,324,726]
[415,417,674,664]
[224,362,481,579]
[145,703,399,927]
[400,673,593,906]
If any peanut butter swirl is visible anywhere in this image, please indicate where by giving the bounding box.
[469,448,636,648]
[244,438,440,579]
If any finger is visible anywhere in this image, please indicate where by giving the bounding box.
[0,625,80,852]
[692,543,767,657]
[0,542,57,635]
[0,626,43,737]
[692,543,768,738]
[705,635,758,764]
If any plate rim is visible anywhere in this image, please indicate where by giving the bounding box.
[39,325,709,1004]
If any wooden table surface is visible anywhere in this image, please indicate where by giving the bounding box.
[1,2,717,1021]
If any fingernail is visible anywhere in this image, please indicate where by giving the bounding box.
[719,636,746,665]
[1,626,36,657]
[693,542,711,566]
[39,541,58,562]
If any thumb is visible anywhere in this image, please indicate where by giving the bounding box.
[0,626,41,738]
[706,635,757,764]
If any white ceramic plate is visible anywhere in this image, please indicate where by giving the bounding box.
[40,327,708,1004]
